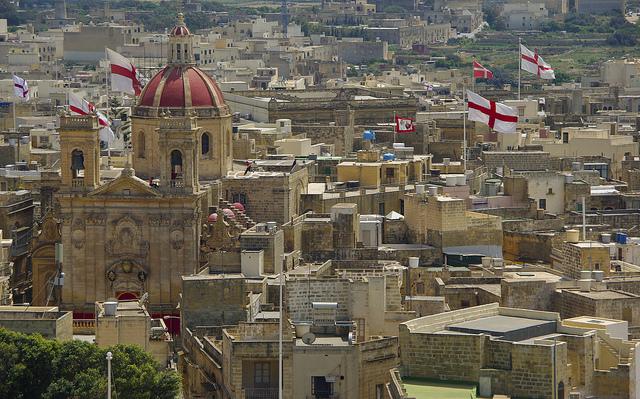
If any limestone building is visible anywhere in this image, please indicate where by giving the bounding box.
[57,15,234,317]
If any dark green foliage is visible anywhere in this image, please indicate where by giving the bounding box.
[0,328,180,399]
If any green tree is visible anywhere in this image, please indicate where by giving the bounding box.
[0,328,180,399]
[0,0,22,25]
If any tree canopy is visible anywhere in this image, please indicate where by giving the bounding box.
[0,328,180,399]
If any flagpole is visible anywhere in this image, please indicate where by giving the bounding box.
[12,100,16,132]
[393,110,397,144]
[105,49,112,167]
[463,86,467,173]
[518,36,522,100]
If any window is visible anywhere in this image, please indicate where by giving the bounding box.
[386,168,395,178]
[254,362,270,387]
[71,149,85,178]
[547,187,553,195]
[201,133,211,156]
[170,150,183,178]
[138,131,145,158]
[312,376,333,398]
[539,198,547,210]
[232,192,247,206]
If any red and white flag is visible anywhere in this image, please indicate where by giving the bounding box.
[520,44,555,80]
[68,92,115,143]
[13,74,29,100]
[395,115,415,133]
[466,90,518,133]
[106,48,142,96]
[473,60,493,79]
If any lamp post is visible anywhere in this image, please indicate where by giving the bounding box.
[106,351,113,399]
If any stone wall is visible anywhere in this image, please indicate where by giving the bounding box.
[483,151,551,172]
[292,124,354,156]
[501,279,558,312]
[181,276,249,329]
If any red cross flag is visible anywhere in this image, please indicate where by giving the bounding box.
[466,90,518,133]
[520,44,555,80]
[68,92,115,143]
[12,74,30,100]
[395,115,415,133]
[106,48,142,96]
[473,60,493,79]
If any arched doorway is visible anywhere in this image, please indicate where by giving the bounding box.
[117,291,138,301]
[557,381,565,399]
[170,149,183,180]
[71,149,85,178]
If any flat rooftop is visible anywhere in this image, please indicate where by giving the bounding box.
[447,315,557,341]
[402,378,477,399]
[294,336,350,347]
[565,289,637,300]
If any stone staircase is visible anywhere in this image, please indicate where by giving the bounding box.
[217,199,256,229]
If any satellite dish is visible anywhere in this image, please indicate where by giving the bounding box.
[302,332,316,345]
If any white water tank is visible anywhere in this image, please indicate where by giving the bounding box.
[266,221,277,232]
[445,175,457,186]
[456,175,466,186]
[415,184,425,194]
[580,270,593,280]
[566,229,580,243]
[427,186,438,196]
[600,233,611,244]
[408,257,420,268]
[481,257,492,268]
[592,270,604,282]
[565,174,574,184]
[492,258,504,268]
[104,301,117,317]
[443,158,451,166]
[578,279,593,292]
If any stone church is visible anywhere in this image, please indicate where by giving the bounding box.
[56,14,232,317]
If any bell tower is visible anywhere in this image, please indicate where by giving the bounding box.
[59,114,101,192]
[168,13,194,65]
[157,114,200,194]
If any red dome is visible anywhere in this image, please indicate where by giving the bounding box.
[222,208,235,219]
[137,65,230,114]
[170,25,190,36]
[207,213,218,223]
[232,202,245,212]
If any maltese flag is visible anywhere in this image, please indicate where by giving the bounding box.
[395,115,415,133]
[13,74,30,100]
[106,48,142,96]
[68,93,115,143]
[473,60,493,79]
[520,44,555,80]
[466,90,518,134]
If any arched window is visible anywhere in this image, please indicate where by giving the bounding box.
[137,131,145,158]
[170,150,183,179]
[71,149,85,178]
[201,133,210,156]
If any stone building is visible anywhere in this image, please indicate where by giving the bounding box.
[0,305,72,341]
[57,15,234,318]
[397,303,640,399]
[95,300,171,366]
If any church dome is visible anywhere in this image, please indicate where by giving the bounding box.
[135,13,230,117]
[138,66,229,114]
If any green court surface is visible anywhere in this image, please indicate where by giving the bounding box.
[402,378,477,399]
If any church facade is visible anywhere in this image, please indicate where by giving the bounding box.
[56,15,232,316]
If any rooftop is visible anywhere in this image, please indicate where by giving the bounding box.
[447,315,557,341]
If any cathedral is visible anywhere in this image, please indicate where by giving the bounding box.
[56,14,232,318]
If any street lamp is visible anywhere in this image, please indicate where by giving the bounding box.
[106,351,113,399]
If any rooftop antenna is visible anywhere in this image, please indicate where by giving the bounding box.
[281,0,289,38]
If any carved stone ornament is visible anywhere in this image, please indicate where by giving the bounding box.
[106,215,149,258]
[170,229,184,250]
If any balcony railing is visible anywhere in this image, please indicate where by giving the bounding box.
[71,178,85,188]
[242,387,278,399]
[170,178,184,188]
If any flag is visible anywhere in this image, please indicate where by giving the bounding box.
[68,93,115,143]
[395,115,415,133]
[13,75,29,100]
[106,48,142,96]
[466,90,518,133]
[473,60,493,79]
[520,44,555,80]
